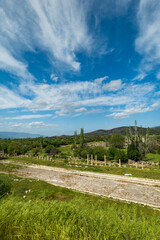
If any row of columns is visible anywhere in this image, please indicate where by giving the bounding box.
[87,155,144,169]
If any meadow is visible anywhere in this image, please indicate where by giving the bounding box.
[0,173,160,240]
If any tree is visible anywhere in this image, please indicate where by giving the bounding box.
[8,142,21,156]
[88,146,107,161]
[127,141,141,161]
[80,128,84,148]
[106,147,117,160]
[109,134,125,149]
[115,150,128,163]
[127,121,150,161]
[73,130,77,149]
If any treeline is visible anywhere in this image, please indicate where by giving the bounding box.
[0,122,160,161]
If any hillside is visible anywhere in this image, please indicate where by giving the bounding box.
[85,126,160,136]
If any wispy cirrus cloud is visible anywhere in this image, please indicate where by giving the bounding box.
[0,78,157,119]
[5,114,52,120]
[0,84,31,110]
[106,102,160,119]
[0,0,94,75]
[135,0,160,78]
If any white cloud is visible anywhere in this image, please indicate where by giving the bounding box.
[5,121,57,129]
[0,78,156,119]
[102,79,123,91]
[0,85,31,110]
[0,45,32,79]
[50,74,58,82]
[132,72,147,81]
[135,0,160,74]
[28,0,92,71]
[106,102,160,119]
[156,72,160,80]
[94,76,109,84]
[5,114,52,120]
[0,0,94,75]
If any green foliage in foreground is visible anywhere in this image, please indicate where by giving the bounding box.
[0,174,160,240]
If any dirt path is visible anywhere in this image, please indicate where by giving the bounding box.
[1,161,160,208]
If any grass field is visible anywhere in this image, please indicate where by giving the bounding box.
[145,153,160,162]
[0,173,160,239]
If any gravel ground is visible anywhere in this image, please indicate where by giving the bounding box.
[4,162,159,208]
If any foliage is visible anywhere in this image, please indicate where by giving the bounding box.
[32,147,40,156]
[148,137,158,153]
[80,128,85,148]
[45,145,60,157]
[87,146,107,160]
[115,149,128,163]
[8,142,21,156]
[126,121,152,161]
[109,133,125,149]
[73,147,87,159]
[127,141,141,161]
[0,174,160,239]
[106,147,117,160]
[0,178,11,198]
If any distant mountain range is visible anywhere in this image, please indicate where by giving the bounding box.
[85,126,160,136]
[0,132,41,139]
[0,126,160,139]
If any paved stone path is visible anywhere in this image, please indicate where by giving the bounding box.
[3,162,159,208]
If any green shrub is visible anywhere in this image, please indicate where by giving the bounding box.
[87,146,107,160]
[115,150,128,162]
[0,179,11,198]
[107,147,117,160]
[127,141,141,161]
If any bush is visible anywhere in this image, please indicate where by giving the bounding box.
[109,134,125,149]
[73,147,88,159]
[45,145,60,157]
[87,147,107,161]
[0,179,11,198]
[127,142,141,161]
[106,147,117,160]
[115,150,128,163]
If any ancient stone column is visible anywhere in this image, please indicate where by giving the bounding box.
[95,155,97,166]
[119,159,121,167]
[135,162,137,169]
[142,162,144,169]
[104,155,106,167]
[91,154,93,165]
[87,154,89,165]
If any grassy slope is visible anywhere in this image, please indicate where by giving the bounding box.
[0,173,160,240]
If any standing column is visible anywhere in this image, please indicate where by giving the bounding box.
[119,159,121,167]
[91,154,93,165]
[87,154,89,165]
[95,155,97,166]
[142,162,144,169]
[104,155,106,167]
[135,162,138,169]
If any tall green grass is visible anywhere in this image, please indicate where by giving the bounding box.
[0,173,160,239]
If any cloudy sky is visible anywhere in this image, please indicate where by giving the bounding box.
[0,0,160,136]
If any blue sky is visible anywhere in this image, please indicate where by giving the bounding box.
[0,0,160,136]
